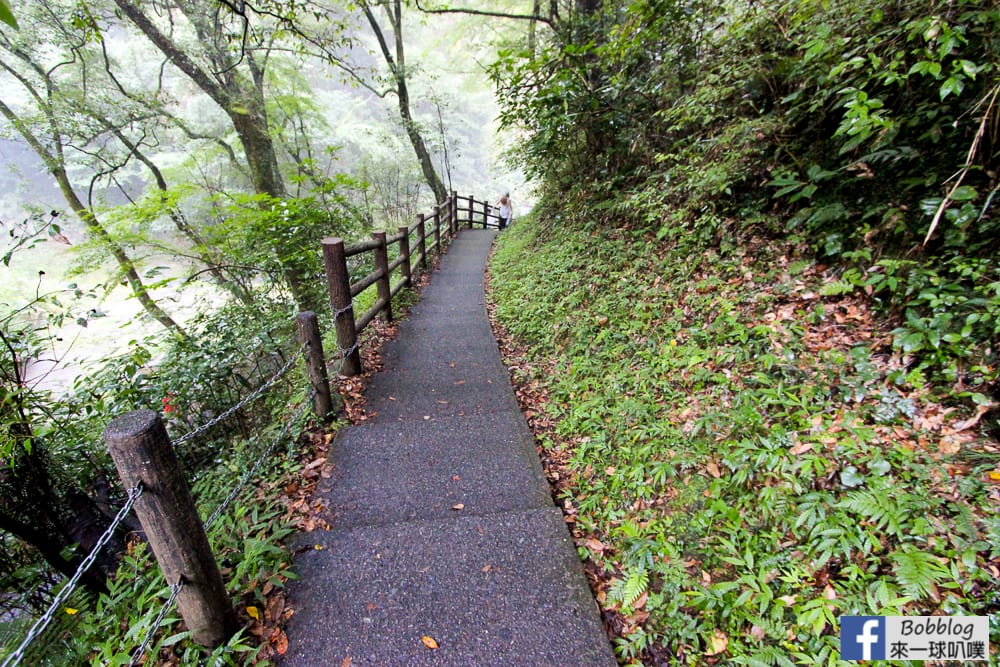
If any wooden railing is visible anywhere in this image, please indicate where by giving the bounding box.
[7,191,503,665]
[320,190,499,376]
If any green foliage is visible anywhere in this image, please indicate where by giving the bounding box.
[493,0,999,254]
[0,0,17,29]
[490,215,1000,664]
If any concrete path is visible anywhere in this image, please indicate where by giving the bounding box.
[281,230,615,666]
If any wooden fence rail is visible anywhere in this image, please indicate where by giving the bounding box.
[89,191,499,656]
[322,190,497,376]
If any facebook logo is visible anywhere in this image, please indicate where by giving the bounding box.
[841,616,886,660]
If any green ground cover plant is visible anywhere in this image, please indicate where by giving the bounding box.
[489,216,999,666]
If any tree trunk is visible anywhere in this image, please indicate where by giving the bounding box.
[529,0,541,57]
[54,168,186,335]
[107,122,253,304]
[0,450,117,596]
[0,98,185,336]
[362,0,448,203]
[111,1,328,310]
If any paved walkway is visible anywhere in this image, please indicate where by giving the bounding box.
[281,230,615,666]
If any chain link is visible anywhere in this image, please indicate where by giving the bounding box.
[129,395,313,664]
[128,579,184,667]
[331,303,354,322]
[174,344,306,446]
[338,342,359,361]
[2,484,144,667]
[205,397,313,530]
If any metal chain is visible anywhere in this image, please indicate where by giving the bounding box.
[130,395,314,663]
[338,342,359,361]
[204,397,313,530]
[128,579,184,667]
[331,303,353,322]
[2,484,144,667]
[174,344,306,446]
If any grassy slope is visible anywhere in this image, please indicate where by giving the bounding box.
[488,217,999,666]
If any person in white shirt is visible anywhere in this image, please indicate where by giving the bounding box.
[497,192,512,229]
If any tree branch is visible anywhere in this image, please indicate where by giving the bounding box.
[412,0,555,27]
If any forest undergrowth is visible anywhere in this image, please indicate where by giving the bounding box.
[488,217,1000,666]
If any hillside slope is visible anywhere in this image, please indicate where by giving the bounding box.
[488,217,999,666]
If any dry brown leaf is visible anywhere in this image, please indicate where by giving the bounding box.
[421,635,439,650]
[789,440,813,456]
[706,461,722,478]
[948,403,997,433]
[304,457,326,470]
[583,538,607,553]
[340,657,353,667]
[939,436,962,455]
[451,503,465,511]
[272,629,289,655]
[706,629,729,656]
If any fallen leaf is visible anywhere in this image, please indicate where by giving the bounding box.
[314,544,325,551]
[949,403,997,432]
[939,436,962,455]
[583,538,607,553]
[706,461,722,478]
[247,606,260,620]
[451,503,464,510]
[305,457,326,470]
[422,635,439,650]
[750,625,766,641]
[789,440,813,456]
[272,629,288,655]
[705,629,728,656]
[823,584,837,600]
[64,607,78,615]
[482,564,492,572]
[340,658,353,667]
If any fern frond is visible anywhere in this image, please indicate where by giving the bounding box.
[891,547,948,599]
[839,489,905,538]
[608,565,649,608]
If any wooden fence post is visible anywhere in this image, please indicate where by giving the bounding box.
[398,226,412,287]
[416,213,427,271]
[482,198,489,228]
[433,205,441,252]
[451,190,459,235]
[447,193,456,236]
[103,410,237,647]
[296,311,338,421]
[322,237,362,376]
[466,195,473,229]
[372,231,392,322]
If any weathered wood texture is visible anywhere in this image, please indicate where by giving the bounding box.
[103,410,237,647]
[322,237,362,376]
[296,311,338,420]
